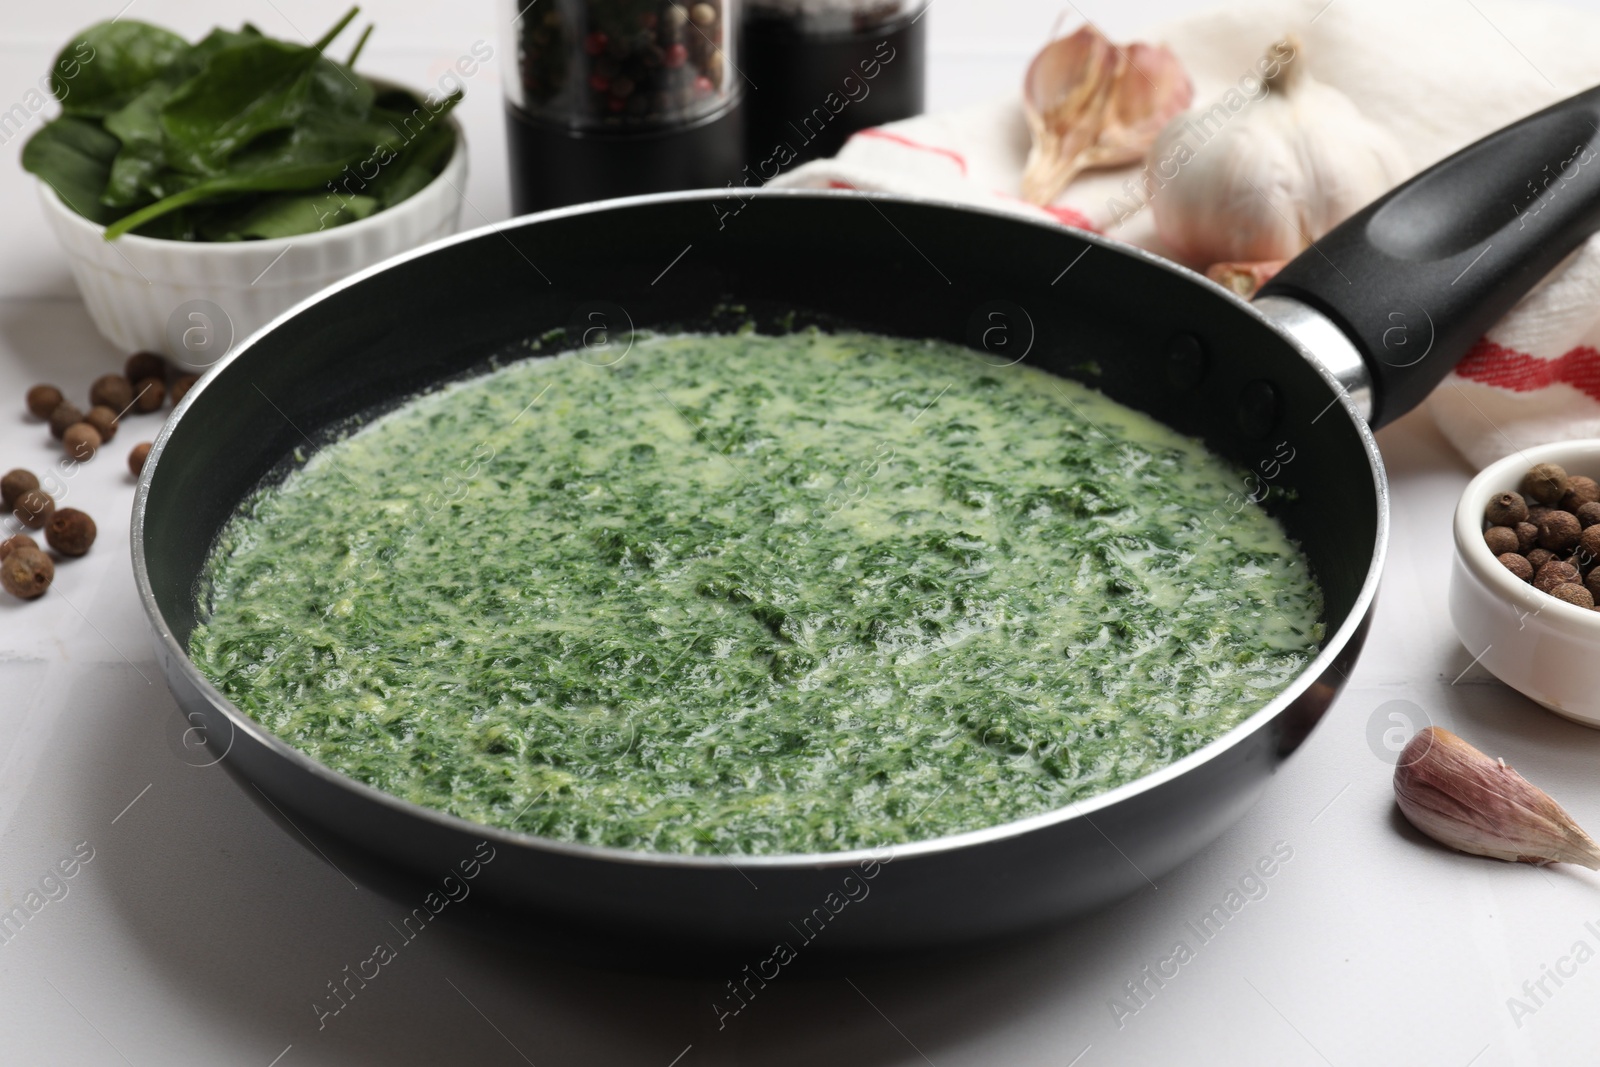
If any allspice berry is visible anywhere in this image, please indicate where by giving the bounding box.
[63,422,101,461]
[1527,548,1557,570]
[1499,552,1534,581]
[1587,569,1600,601]
[132,378,165,413]
[1534,559,1581,593]
[0,546,53,599]
[1516,521,1540,551]
[0,534,36,561]
[1538,510,1582,553]
[128,441,152,476]
[1579,502,1600,529]
[13,489,54,529]
[1522,463,1571,505]
[25,384,63,419]
[84,405,118,442]
[1563,475,1600,511]
[44,508,96,557]
[1484,526,1520,555]
[1528,505,1556,526]
[1582,525,1600,563]
[1551,582,1596,609]
[1,468,39,509]
[125,351,166,384]
[89,373,133,413]
[48,401,84,440]
[1485,491,1530,526]
[170,374,198,406]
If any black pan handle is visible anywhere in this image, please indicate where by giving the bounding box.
[1258,84,1600,428]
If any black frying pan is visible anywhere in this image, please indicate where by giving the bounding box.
[133,85,1600,963]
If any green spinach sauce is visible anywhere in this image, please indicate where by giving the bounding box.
[190,330,1323,855]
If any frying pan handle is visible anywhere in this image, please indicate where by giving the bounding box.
[1257,83,1600,429]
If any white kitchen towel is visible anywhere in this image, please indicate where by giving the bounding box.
[769,0,1600,469]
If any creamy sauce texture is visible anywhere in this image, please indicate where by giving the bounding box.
[190,330,1323,854]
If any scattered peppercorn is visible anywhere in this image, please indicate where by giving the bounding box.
[1551,582,1596,609]
[132,378,165,412]
[1499,552,1534,581]
[1516,521,1539,551]
[25,384,63,420]
[1538,510,1582,553]
[1,468,38,509]
[44,508,96,557]
[1527,548,1556,570]
[1522,463,1570,505]
[89,373,133,413]
[125,351,166,384]
[0,547,52,600]
[128,441,152,476]
[47,401,84,439]
[13,489,54,529]
[63,422,101,461]
[1484,526,1520,555]
[1485,491,1530,526]
[0,534,36,562]
[170,375,198,405]
[84,405,118,442]
[1534,559,1581,593]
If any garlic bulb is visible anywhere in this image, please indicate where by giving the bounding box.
[1147,35,1408,266]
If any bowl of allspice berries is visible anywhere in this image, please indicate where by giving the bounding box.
[1,351,194,604]
[1451,441,1600,727]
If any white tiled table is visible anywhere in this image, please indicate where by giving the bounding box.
[3,2,1600,1063]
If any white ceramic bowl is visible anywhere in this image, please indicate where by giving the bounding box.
[37,113,466,366]
[1450,439,1600,726]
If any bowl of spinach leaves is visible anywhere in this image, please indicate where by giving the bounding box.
[24,7,468,362]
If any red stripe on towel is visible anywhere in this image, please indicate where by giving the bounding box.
[850,128,970,176]
[1456,339,1600,402]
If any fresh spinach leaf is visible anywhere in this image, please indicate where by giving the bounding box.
[204,191,380,240]
[101,81,176,207]
[53,20,188,117]
[21,116,122,224]
[160,39,336,174]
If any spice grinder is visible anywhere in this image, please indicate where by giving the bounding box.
[741,0,926,170]
[503,0,745,213]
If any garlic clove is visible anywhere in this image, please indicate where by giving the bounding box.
[1393,726,1600,869]
[1084,42,1194,169]
[1021,26,1117,205]
[1021,26,1192,206]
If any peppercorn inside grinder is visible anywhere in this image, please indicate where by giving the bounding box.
[1451,439,1600,728]
[504,0,745,213]
[741,0,927,171]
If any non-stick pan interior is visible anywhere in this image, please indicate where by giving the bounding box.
[144,192,1378,658]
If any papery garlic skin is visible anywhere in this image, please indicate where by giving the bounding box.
[1021,26,1191,206]
[1147,35,1409,266]
[1393,727,1600,869]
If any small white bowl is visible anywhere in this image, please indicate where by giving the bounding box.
[37,110,466,366]
[1450,439,1600,726]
